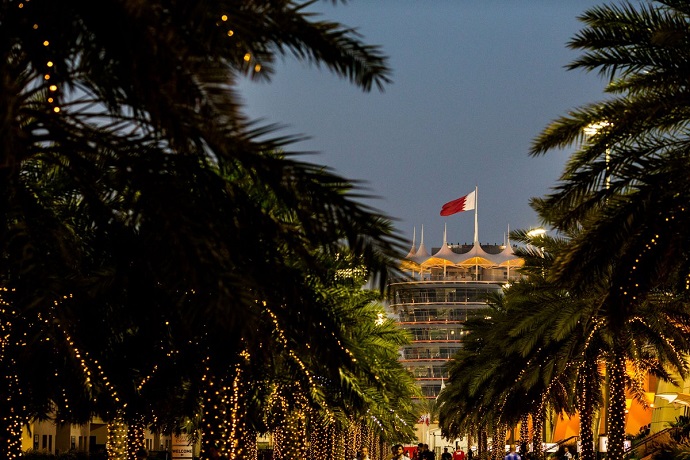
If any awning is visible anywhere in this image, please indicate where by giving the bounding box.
[656,392,690,406]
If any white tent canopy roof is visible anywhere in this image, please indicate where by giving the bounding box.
[426,224,466,265]
[405,227,418,260]
[490,239,523,267]
[428,243,465,265]
[403,231,524,269]
[408,225,431,265]
[455,241,496,267]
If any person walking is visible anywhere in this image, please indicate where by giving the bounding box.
[413,443,424,460]
[391,444,411,460]
[442,447,452,460]
[422,444,436,460]
[505,445,521,460]
[453,447,465,460]
[355,446,372,460]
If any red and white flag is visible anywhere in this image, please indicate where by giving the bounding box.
[440,190,476,216]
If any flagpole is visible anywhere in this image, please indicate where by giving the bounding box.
[413,227,417,279]
[420,225,425,280]
[474,185,478,279]
[506,224,510,281]
[473,185,478,244]
[443,223,448,278]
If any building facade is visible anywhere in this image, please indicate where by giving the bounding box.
[389,241,523,399]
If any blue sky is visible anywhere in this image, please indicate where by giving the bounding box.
[238,1,611,248]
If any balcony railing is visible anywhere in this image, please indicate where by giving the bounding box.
[401,350,459,360]
[389,276,511,284]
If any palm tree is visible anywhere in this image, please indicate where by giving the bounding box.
[439,226,690,460]
[437,233,580,453]
[505,230,601,460]
[529,2,690,459]
[529,0,690,340]
[511,229,690,460]
[437,298,556,455]
[156,255,419,460]
[1,0,407,455]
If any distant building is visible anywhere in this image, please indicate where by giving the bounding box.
[388,237,524,399]
[22,416,170,456]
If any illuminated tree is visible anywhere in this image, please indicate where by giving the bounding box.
[530,2,690,459]
[0,0,402,455]
[439,228,690,460]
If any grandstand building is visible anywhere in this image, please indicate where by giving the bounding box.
[388,228,524,399]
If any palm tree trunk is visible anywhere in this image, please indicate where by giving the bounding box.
[199,371,229,460]
[345,419,358,460]
[519,414,530,453]
[606,351,627,460]
[490,425,499,460]
[0,406,24,459]
[499,423,508,455]
[479,427,488,460]
[532,408,544,460]
[228,367,257,460]
[307,414,345,460]
[578,361,598,460]
[126,415,146,459]
[273,408,308,460]
[0,350,25,459]
[233,425,258,460]
[106,411,127,460]
[491,424,507,460]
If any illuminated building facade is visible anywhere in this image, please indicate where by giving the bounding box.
[388,238,523,399]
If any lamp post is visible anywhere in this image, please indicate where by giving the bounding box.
[526,228,546,238]
[585,121,624,459]
[583,121,612,191]
[527,228,546,258]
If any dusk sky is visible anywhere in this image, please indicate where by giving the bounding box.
[238,1,613,248]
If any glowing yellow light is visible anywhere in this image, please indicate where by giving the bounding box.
[53,107,60,113]
[254,64,261,72]
[49,85,57,91]
[47,97,53,103]
[227,30,234,37]
[47,61,53,67]
[583,120,611,136]
[221,14,228,21]
[44,74,50,80]
[244,53,251,61]
[43,40,49,46]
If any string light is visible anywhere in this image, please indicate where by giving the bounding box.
[21,0,62,113]
[106,411,127,460]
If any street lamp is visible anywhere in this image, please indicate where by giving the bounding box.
[583,120,612,190]
[526,228,546,238]
[527,228,547,260]
[583,121,611,137]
